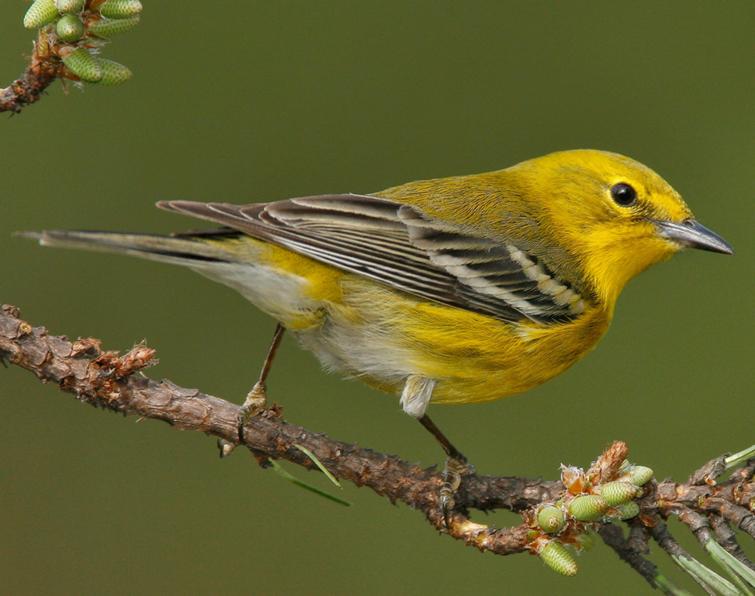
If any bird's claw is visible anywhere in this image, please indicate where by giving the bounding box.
[218,382,269,459]
[440,455,472,529]
[237,381,268,443]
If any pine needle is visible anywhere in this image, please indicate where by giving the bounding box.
[269,459,351,507]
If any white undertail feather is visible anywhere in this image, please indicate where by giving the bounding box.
[400,375,436,418]
[191,261,319,328]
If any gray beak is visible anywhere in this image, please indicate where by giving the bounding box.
[656,219,733,255]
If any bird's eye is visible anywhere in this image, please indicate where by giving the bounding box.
[610,183,637,207]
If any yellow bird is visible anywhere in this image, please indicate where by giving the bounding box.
[25,149,731,493]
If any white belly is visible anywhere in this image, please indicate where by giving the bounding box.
[189,261,415,390]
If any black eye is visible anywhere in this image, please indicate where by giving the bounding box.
[610,183,637,206]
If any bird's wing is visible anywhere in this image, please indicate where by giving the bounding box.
[158,195,584,323]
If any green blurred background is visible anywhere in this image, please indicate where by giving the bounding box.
[1,2,752,594]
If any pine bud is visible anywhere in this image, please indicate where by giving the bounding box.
[96,58,133,86]
[560,465,588,494]
[627,466,653,487]
[56,14,85,42]
[99,0,143,19]
[596,481,640,506]
[62,48,103,83]
[24,0,58,29]
[568,494,608,521]
[55,0,85,14]
[613,502,640,520]
[539,541,577,576]
[537,505,566,534]
[88,16,140,38]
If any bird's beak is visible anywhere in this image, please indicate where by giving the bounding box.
[655,219,733,255]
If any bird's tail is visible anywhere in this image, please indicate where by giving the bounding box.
[17,229,242,266]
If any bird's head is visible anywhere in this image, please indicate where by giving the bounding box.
[509,149,733,308]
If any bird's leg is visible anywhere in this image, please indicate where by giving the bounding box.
[401,376,472,526]
[218,324,285,458]
[238,323,285,439]
[418,414,466,462]
[417,414,473,528]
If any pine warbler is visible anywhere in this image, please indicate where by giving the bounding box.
[25,149,731,461]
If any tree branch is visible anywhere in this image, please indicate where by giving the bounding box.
[1,304,753,589]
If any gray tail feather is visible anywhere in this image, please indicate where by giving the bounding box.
[16,230,237,266]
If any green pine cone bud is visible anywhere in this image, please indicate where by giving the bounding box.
[24,0,58,29]
[62,48,103,83]
[96,58,133,86]
[88,16,140,37]
[56,14,85,42]
[55,0,85,14]
[539,541,577,576]
[99,0,143,19]
[627,466,653,487]
[613,502,640,520]
[536,505,566,534]
[597,481,640,506]
[568,494,608,522]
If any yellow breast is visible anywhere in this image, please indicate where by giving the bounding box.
[393,297,610,404]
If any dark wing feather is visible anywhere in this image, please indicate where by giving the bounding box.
[157,195,584,323]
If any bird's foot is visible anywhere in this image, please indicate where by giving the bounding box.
[218,324,285,459]
[439,454,474,529]
[217,381,269,458]
[237,380,268,441]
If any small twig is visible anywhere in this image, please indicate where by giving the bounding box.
[627,522,652,554]
[703,499,755,540]
[0,30,61,114]
[689,454,728,486]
